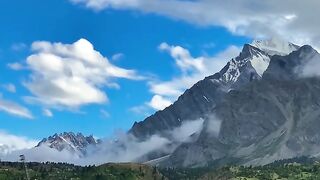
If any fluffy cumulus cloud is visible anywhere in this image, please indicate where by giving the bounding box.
[0,131,38,155]
[21,38,142,109]
[148,95,172,111]
[159,43,205,73]
[0,98,33,119]
[147,43,240,110]
[70,0,320,48]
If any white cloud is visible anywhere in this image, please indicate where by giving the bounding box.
[43,108,53,117]
[0,98,33,119]
[205,114,222,137]
[170,118,204,142]
[70,0,140,10]
[7,62,25,70]
[0,131,38,155]
[2,83,16,93]
[293,49,320,78]
[202,42,216,49]
[84,119,203,165]
[100,109,110,119]
[129,104,152,117]
[3,146,77,163]
[21,38,143,109]
[148,95,172,110]
[11,43,27,51]
[70,0,320,48]
[111,53,124,61]
[147,43,240,110]
[159,42,205,73]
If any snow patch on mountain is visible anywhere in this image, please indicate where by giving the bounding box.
[251,38,299,56]
[219,38,299,84]
[36,132,99,157]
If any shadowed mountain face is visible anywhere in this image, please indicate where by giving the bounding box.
[129,40,298,141]
[165,45,320,167]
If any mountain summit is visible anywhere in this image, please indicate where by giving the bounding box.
[251,38,299,56]
[130,40,299,140]
[162,45,320,167]
[129,39,299,163]
[36,132,99,156]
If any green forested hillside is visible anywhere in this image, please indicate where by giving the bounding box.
[1,157,320,180]
[0,162,166,180]
[160,157,320,180]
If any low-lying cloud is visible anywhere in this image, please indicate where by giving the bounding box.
[1,119,204,165]
[295,48,320,78]
[0,131,38,155]
[205,114,222,137]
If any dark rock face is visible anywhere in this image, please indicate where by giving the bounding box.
[264,45,318,80]
[165,45,320,168]
[129,42,295,140]
[36,132,99,156]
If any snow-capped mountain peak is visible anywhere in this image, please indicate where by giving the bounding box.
[130,39,299,141]
[36,132,99,156]
[164,44,320,168]
[251,37,299,56]
[219,38,299,84]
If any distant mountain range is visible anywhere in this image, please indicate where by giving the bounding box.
[32,38,320,168]
[36,132,99,157]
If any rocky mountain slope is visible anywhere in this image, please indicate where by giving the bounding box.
[36,132,99,156]
[129,39,298,141]
[163,45,320,167]
[128,39,299,164]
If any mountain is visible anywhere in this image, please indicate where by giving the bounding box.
[36,132,99,156]
[130,39,298,140]
[128,39,299,162]
[162,45,320,167]
[25,39,310,168]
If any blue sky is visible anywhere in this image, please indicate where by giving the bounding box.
[0,0,263,141]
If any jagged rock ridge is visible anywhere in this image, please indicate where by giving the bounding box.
[129,39,298,141]
[36,132,99,156]
[164,45,320,167]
